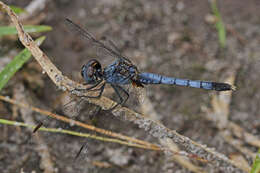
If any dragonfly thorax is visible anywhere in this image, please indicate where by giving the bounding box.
[102,59,141,86]
[81,59,103,84]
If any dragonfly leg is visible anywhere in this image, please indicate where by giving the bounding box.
[108,84,129,110]
[111,85,124,103]
[75,83,106,99]
[72,80,105,99]
[115,85,129,105]
[79,80,103,91]
[85,83,106,98]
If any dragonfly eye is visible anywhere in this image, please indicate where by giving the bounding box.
[81,64,86,77]
[92,61,102,71]
[87,66,94,77]
[81,59,102,83]
[81,64,93,78]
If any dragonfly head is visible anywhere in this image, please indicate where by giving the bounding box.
[81,59,103,84]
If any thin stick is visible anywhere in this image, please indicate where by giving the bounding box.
[0,118,160,151]
[0,95,158,149]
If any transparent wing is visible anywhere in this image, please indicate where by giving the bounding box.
[60,93,100,119]
[128,84,146,104]
[96,37,122,66]
[118,84,146,106]
[65,18,131,64]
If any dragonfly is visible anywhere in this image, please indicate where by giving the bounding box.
[32,19,236,158]
[65,18,235,110]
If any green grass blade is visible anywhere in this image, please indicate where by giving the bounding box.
[0,118,152,149]
[0,25,52,37]
[251,149,260,173]
[211,0,226,48]
[0,36,46,91]
[9,5,26,14]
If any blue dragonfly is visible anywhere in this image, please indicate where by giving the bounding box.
[65,18,235,110]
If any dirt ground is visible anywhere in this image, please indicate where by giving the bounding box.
[1,0,260,173]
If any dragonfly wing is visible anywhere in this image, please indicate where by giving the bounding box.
[133,85,146,104]
[60,93,99,119]
[96,37,123,66]
[123,83,146,105]
[65,18,131,63]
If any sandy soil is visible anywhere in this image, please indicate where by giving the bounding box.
[1,0,260,172]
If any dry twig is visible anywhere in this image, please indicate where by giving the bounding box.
[141,97,206,173]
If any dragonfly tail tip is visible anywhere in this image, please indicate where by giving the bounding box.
[212,82,236,91]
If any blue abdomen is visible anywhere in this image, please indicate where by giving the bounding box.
[138,72,233,91]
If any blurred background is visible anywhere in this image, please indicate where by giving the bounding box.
[0,0,260,172]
